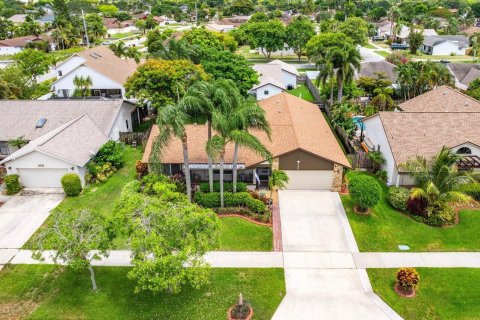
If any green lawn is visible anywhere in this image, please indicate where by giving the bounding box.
[287,84,315,102]
[0,265,285,320]
[374,50,390,57]
[368,268,480,320]
[25,146,143,249]
[363,44,376,49]
[342,171,480,252]
[219,217,273,251]
[236,45,306,62]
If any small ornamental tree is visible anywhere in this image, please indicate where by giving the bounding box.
[396,268,420,295]
[32,209,110,291]
[114,181,220,294]
[348,175,382,213]
[269,169,289,199]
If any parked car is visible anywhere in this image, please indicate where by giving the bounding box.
[372,36,385,41]
[391,43,409,50]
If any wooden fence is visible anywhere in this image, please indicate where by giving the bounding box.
[335,125,355,154]
[119,130,150,148]
[347,151,374,170]
[304,76,323,105]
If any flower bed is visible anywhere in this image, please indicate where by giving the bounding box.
[216,206,271,224]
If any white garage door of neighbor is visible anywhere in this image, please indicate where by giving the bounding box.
[284,170,334,190]
[18,168,68,188]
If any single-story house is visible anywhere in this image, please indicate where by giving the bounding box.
[421,35,469,56]
[104,18,138,36]
[0,35,53,55]
[51,46,138,98]
[220,15,250,27]
[355,61,398,85]
[362,86,480,186]
[7,14,28,24]
[142,93,350,191]
[446,63,480,90]
[206,23,236,32]
[376,21,437,43]
[0,99,138,188]
[250,60,299,100]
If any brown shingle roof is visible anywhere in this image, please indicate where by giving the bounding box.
[398,86,480,112]
[76,46,138,84]
[0,35,51,47]
[377,111,480,171]
[143,93,350,167]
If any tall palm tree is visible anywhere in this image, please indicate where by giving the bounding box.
[269,169,289,199]
[315,52,335,106]
[371,87,394,111]
[181,79,240,193]
[207,107,271,208]
[156,103,193,201]
[73,75,93,97]
[334,43,361,102]
[126,46,141,64]
[388,6,401,40]
[230,96,271,193]
[109,41,127,58]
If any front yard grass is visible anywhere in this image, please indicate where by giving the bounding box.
[363,43,376,49]
[219,217,273,251]
[25,146,142,249]
[374,50,390,57]
[287,84,315,102]
[0,265,285,320]
[368,268,480,320]
[342,171,480,252]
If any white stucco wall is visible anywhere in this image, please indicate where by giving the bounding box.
[281,71,297,89]
[52,65,125,98]
[107,25,138,35]
[431,41,465,56]
[253,84,284,101]
[363,115,398,185]
[108,103,135,140]
[0,46,23,55]
[451,142,480,156]
[56,55,85,78]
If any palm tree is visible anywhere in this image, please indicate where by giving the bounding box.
[230,96,271,193]
[269,169,289,199]
[388,6,401,40]
[109,41,127,58]
[315,52,335,106]
[8,136,28,149]
[156,103,193,201]
[207,106,271,208]
[73,75,93,97]
[371,87,394,111]
[151,38,193,60]
[126,46,141,64]
[334,43,361,102]
[181,79,240,193]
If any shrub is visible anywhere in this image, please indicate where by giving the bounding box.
[135,160,148,178]
[195,191,267,214]
[388,187,410,211]
[457,183,480,201]
[169,173,186,193]
[93,141,125,169]
[249,190,270,205]
[4,174,21,195]
[86,162,116,184]
[348,175,382,212]
[245,197,267,214]
[141,174,170,195]
[396,268,420,290]
[199,181,247,193]
[216,206,271,223]
[61,173,82,196]
[407,196,428,217]
[376,170,388,182]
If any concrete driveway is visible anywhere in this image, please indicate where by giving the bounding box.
[0,193,64,249]
[273,191,399,320]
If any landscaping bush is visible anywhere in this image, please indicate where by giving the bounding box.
[376,170,388,183]
[216,207,271,223]
[396,268,420,290]
[86,162,116,184]
[135,160,148,178]
[245,197,267,214]
[4,174,21,195]
[348,175,382,212]
[387,187,410,211]
[407,196,428,217]
[249,190,270,205]
[61,173,82,196]
[457,183,480,201]
[199,181,247,193]
[195,191,268,215]
[93,141,125,169]
[169,173,186,193]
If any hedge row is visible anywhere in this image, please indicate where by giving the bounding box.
[216,207,271,223]
[457,183,480,201]
[199,182,248,193]
[195,192,267,214]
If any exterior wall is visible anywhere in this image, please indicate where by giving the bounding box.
[423,41,466,56]
[253,84,283,101]
[279,150,334,170]
[281,71,297,90]
[56,55,85,78]
[451,142,480,156]
[52,65,125,98]
[332,164,343,192]
[4,150,86,186]
[107,26,138,35]
[363,115,398,185]
[0,46,23,55]
[108,103,136,140]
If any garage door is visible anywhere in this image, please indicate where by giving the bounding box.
[283,170,333,190]
[18,168,68,188]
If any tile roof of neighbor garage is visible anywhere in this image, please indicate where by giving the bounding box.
[398,86,480,112]
[374,111,480,172]
[0,115,108,166]
[143,93,350,167]
[0,99,127,141]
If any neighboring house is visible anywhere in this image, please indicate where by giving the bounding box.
[362,86,480,186]
[376,22,437,43]
[258,44,295,57]
[421,35,469,55]
[250,60,299,100]
[51,46,138,98]
[138,14,177,26]
[0,99,138,187]
[142,93,350,191]
[7,14,28,24]
[206,23,235,32]
[446,63,480,90]
[0,35,53,55]
[104,18,138,36]
[7,13,54,25]
[356,61,398,85]
[220,15,250,27]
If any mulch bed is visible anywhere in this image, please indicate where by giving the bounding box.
[394,284,416,298]
[218,214,272,227]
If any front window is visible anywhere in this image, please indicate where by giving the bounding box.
[0,142,9,155]
[457,147,472,154]
[264,90,269,95]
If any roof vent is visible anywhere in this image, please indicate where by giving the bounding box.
[36,118,47,128]
[465,102,469,106]
[89,54,98,59]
